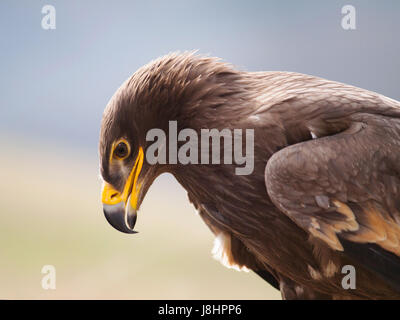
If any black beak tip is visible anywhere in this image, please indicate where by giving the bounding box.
[103,203,138,234]
[127,210,137,230]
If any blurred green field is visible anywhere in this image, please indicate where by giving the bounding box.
[0,135,280,299]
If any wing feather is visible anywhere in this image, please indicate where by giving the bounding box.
[265,113,400,291]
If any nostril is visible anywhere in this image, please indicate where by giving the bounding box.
[110,192,119,199]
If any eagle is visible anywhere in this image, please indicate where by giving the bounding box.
[99,52,400,299]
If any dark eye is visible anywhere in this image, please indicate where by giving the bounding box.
[114,141,129,159]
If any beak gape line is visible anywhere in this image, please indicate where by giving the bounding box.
[101,147,144,233]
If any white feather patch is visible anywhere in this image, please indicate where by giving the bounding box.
[310,131,318,139]
[212,233,249,272]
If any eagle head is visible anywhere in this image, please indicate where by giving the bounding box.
[99,52,243,233]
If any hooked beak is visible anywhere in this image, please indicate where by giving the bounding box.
[101,147,144,234]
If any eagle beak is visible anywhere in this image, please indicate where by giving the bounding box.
[102,200,138,234]
[101,147,144,234]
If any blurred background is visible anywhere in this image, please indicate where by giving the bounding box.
[0,0,399,299]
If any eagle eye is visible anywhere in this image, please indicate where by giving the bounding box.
[113,140,130,160]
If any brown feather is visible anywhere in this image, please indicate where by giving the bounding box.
[99,52,400,299]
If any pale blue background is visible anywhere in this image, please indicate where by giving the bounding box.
[0,0,399,151]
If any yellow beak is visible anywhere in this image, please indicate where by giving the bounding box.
[101,147,144,233]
